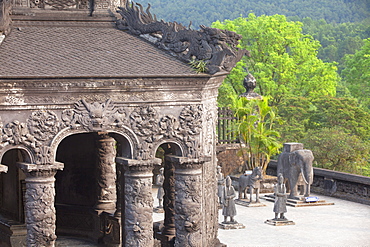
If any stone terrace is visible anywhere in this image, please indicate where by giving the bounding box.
[56,190,370,246]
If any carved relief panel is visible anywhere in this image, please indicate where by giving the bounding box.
[0,96,212,171]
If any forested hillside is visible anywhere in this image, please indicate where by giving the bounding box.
[130,0,370,176]
[137,0,369,28]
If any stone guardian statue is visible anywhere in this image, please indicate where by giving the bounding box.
[156,167,165,208]
[216,166,224,205]
[222,176,237,223]
[273,173,287,220]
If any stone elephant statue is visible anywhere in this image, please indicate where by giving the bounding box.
[277,143,314,199]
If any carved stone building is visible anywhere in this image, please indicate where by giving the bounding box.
[0,0,245,246]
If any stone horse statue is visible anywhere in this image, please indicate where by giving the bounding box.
[238,167,263,203]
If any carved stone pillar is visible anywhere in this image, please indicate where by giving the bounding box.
[161,157,176,246]
[95,133,117,213]
[17,162,64,247]
[114,161,123,218]
[116,157,161,247]
[166,155,209,247]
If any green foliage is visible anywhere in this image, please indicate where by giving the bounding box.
[341,38,370,112]
[189,59,208,73]
[213,15,338,106]
[301,127,370,175]
[230,96,282,173]
[275,96,370,176]
[137,0,370,28]
[276,96,370,143]
[299,17,369,72]
[307,97,370,141]
[274,96,313,142]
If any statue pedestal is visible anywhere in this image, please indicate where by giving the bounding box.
[262,194,334,207]
[264,219,295,226]
[218,222,245,230]
[235,199,266,207]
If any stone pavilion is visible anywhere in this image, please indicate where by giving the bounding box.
[0,0,246,246]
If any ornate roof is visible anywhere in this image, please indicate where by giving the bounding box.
[0,24,198,78]
[0,0,246,78]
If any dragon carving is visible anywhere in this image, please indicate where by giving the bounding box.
[116,0,249,74]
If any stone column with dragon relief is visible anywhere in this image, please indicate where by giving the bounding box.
[166,155,210,247]
[161,156,176,246]
[115,157,161,247]
[95,132,117,213]
[17,162,64,247]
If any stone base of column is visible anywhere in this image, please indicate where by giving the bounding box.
[0,220,26,247]
[94,201,117,215]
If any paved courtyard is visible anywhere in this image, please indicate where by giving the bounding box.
[217,193,370,247]
[56,191,370,246]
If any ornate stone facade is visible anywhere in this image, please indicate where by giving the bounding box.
[0,0,244,245]
[0,73,227,245]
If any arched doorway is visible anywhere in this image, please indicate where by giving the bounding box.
[55,132,131,244]
[0,148,31,246]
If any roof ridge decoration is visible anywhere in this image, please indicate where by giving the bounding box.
[116,0,250,74]
[0,0,11,35]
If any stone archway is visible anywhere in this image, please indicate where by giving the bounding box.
[54,132,99,240]
[54,131,133,244]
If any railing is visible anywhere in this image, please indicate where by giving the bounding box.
[217,107,239,144]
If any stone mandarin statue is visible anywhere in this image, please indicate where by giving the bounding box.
[156,167,165,208]
[217,166,224,205]
[273,173,288,220]
[222,176,237,223]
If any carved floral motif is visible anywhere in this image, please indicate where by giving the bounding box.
[158,115,179,139]
[0,99,206,164]
[27,110,60,142]
[179,105,203,136]
[34,146,53,165]
[1,120,36,148]
[29,0,90,9]
[130,105,158,140]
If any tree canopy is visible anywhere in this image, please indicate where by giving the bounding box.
[137,0,370,28]
[275,96,370,176]
[212,14,338,106]
[341,38,370,112]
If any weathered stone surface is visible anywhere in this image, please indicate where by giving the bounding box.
[218,222,245,230]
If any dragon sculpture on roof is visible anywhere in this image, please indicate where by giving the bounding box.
[116,0,249,74]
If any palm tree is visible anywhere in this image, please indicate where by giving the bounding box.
[231,96,282,174]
